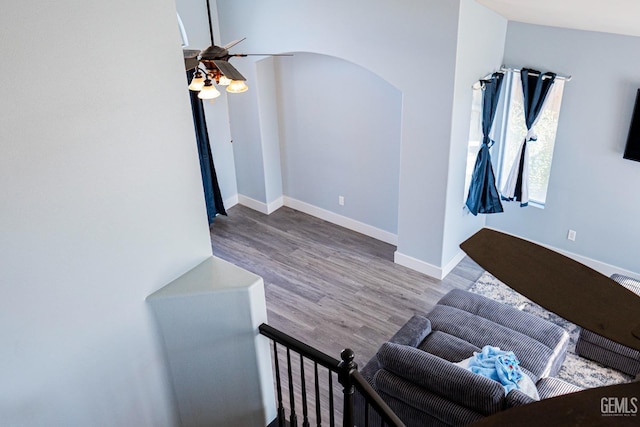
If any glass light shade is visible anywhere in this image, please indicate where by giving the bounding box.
[227,80,248,93]
[218,75,231,86]
[188,73,205,91]
[198,82,221,99]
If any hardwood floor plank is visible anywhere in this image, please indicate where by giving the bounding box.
[209,205,485,422]
[210,205,484,359]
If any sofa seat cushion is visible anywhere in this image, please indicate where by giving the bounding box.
[578,329,640,360]
[376,342,506,415]
[536,377,582,399]
[573,274,640,376]
[575,337,640,376]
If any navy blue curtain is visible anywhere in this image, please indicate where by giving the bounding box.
[465,72,504,215]
[502,68,556,206]
[186,72,227,223]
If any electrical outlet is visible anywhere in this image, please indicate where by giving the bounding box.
[567,229,576,241]
[338,196,345,206]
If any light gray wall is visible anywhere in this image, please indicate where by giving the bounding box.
[1,0,213,425]
[274,53,402,234]
[441,0,507,265]
[226,61,269,203]
[256,57,285,205]
[217,0,461,268]
[487,22,640,274]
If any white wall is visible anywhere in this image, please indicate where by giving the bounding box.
[0,0,213,425]
[488,22,640,275]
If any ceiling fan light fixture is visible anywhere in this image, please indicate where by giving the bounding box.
[197,80,221,100]
[218,75,231,86]
[226,80,248,93]
[188,71,206,91]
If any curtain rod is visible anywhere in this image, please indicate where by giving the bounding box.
[474,67,571,89]
[499,66,572,81]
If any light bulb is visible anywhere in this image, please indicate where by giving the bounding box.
[198,80,221,99]
[227,80,248,93]
[188,72,205,91]
[218,75,231,86]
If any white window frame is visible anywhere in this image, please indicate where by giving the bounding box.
[497,71,565,208]
[464,70,565,209]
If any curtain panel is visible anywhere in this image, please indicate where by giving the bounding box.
[501,68,556,207]
[465,72,505,215]
[186,72,227,223]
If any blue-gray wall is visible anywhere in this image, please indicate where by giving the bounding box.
[488,22,640,274]
[218,0,463,272]
[441,0,507,266]
[275,53,402,234]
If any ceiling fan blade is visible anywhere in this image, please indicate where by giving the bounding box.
[460,228,640,351]
[230,53,294,57]
[212,60,246,81]
[222,37,246,50]
[470,381,640,426]
[183,49,201,71]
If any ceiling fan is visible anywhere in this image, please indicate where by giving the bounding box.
[184,0,290,100]
[461,228,640,426]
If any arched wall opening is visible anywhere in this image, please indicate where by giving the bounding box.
[244,51,403,238]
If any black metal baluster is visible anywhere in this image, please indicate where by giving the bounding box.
[329,371,335,427]
[314,362,322,427]
[300,354,310,427]
[259,323,405,427]
[273,342,286,427]
[338,349,356,427]
[287,348,298,427]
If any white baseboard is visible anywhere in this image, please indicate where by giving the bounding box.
[442,249,467,278]
[223,194,239,209]
[237,194,283,215]
[267,196,285,214]
[283,196,398,245]
[394,251,445,279]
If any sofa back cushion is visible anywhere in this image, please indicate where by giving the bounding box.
[376,342,506,415]
[426,304,563,380]
[437,289,568,352]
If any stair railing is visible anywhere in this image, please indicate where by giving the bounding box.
[259,323,405,427]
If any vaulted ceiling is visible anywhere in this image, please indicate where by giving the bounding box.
[478,0,640,37]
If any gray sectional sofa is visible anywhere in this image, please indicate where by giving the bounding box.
[575,273,640,376]
[356,289,582,426]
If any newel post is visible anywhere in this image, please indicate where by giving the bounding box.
[338,348,358,427]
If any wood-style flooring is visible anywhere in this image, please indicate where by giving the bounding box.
[209,205,484,368]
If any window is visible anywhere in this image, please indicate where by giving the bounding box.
[463,70,565,208]
[497,72,565,206]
